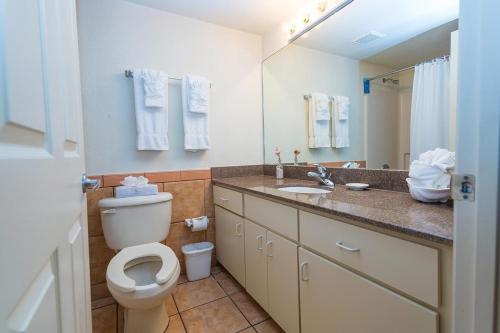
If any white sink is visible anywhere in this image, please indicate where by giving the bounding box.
[278,186,332,194]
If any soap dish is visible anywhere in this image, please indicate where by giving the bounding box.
[346,183,370,191]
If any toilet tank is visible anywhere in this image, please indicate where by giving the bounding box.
[98,193,173,250]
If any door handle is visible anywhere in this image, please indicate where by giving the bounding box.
[335,241,360,252]
[257,235,264,250]
[300,262,309,281]
[266,241,273,257]
[82,173,100,193]
[235,223,243,237]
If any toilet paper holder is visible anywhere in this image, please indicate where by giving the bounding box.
[184,216,209,230]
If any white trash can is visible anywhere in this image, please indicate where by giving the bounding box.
[182,242,214,281]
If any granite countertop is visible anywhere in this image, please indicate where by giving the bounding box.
[213,176,453,245]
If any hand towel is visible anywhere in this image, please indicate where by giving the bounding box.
[115,176,158,198]
[141,69,168,107]
[187,75,210,114]
[334,96,350,120]
[409,148,455,189]
[311,93,330,120]
[331,96,349,148]
[182,75,210,151]
[308,94,330,148]
[133,68,169,150]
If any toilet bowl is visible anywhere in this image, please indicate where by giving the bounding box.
[98,193,177,333]
[107,242,180,333]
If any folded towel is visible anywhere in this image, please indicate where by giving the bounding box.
[332,96,349,148]
[141,69,168,107]
[187,75,210,114]
[115,184,159,198]
[311,93,330,120]
[308,94,330,148]
[133,69,169,150]
[334,96,349,120]
[182,76,210,151]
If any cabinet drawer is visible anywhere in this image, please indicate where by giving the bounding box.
[300,210,439,307]
[299,248,438,333]
[213,186,243,215]
[244,194,298,241]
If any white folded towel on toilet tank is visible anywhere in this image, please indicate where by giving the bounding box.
[115,176,158,198]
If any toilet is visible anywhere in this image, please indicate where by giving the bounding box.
[99,193,179,333]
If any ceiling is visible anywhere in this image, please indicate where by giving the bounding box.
[123,0,310,35]
[294,0,459,60]
[364,20,458,69]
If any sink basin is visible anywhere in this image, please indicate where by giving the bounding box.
[278,186,332,194]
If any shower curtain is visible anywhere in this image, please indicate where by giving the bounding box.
[410,57,450,161]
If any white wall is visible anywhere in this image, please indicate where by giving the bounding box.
[77,0,263,175]
[263,45,364,164]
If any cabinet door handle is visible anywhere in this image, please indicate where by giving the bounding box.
[257,235,264,250]
[266,241,273,257]
[300,262,309,281]
[335,241,360,252]
[235,223,243,236]
[219,197,229,202]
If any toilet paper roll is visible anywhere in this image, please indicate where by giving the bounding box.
[185,216,209,232]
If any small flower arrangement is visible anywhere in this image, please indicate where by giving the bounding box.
[293,149,301,165]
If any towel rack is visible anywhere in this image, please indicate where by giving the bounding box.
[304,94,334,101]
[125,70,212,88]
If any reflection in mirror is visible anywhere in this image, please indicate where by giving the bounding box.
[263,0,459,170]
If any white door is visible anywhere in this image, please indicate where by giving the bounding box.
[0,1,91,332]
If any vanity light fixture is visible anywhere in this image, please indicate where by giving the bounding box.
[317,0,327,13]
[303,13,311,24]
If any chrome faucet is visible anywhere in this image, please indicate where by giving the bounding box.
[307,164,334,187]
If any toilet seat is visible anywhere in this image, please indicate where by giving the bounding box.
[107,242,178,293]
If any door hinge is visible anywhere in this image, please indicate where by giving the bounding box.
[451,174,475,201]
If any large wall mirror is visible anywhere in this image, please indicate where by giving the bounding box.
[263,0,459,170]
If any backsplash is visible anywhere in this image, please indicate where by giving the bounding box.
[87,169,215,332]
[212,164,409,192]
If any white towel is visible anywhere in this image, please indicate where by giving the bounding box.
[133,68,169,150]
[182,75,210,151]
[141,69,168,107]
[331,96,349,148]
[187,75,210,114]
[311,93,330,120]
[308,94,330,148]
[409,148,455,189]
[334,96,350,120]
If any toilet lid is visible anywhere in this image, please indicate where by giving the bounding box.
[107,242,178,293]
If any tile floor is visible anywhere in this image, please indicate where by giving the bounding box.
[164,265,284,333]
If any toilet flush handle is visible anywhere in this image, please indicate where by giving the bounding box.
[101,209,116,214]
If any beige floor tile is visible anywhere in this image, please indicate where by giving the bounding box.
[239,328,257,333]
[92,303,117,333]
[230,291,269,325]
[254,319,285,333]
[165,294,178,316]
[173,276,226,311]
[214,271,244,295]
[181,297,250,333]
[166,314,186,333]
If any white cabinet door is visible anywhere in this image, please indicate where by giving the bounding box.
[244,220,269,311]
[299,248,438,333]
[215,206,245,286]
[0,1,91,332]
[267,231,300,333]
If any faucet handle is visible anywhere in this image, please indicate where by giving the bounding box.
[313,163,327,175]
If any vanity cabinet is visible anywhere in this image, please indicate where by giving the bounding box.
[244,219,300,333]
[215,205,245,286]
[299,248,438,333]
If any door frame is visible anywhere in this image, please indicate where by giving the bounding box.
[452,0,500,331]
